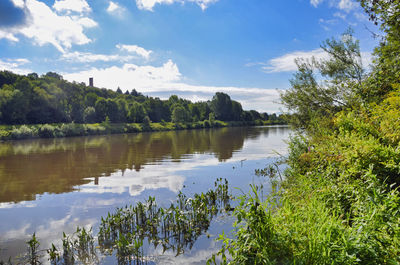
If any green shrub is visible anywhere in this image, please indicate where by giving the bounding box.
[0,129,10,140]
[60,123,85,137]
[203,120,211,128]
[124,123,141,133]
[85,124,107,135]
[10,125,36,139]
[38,124,56,138]
[213,120,226,128]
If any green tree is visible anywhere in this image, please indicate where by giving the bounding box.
[105,99,119,122]
[210,92,233,121]
[281,30,365,129]
[84,92,98,107]
[359,0,400,101]
[127,102,147,123]
[189,104,201,122]
[171,105,190,123]
[231,100,243,121]
[83,107,96,123]
[95,98,107,122]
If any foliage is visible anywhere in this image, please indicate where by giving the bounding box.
[10,125,36,139]
[0,71,281,127]
[38,124,56,138]
[358,0,400,101]
[210,2,400,264]
[171,105,190,123]
[281,29,365,129]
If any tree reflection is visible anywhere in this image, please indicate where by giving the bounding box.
[0,127,278,203]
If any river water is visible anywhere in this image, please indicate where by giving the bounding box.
[0,126,290,264]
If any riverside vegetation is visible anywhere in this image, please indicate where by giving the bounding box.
[208,1,400,264]
[0,70,285,141]
[0,179,231,264]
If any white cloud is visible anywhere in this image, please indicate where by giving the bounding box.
[0,0,97,53]
[310,0,324,7]
[0,32,19,42]
[63,60,181,88]
[53,0,91,14]
[116,44,153,60]
[62,60,281,112]
[136,0,218,11]
[0,58,32,74]
[361,51,372,68]
[263,48,328,73]
[333,12,346,20]
[338,0,357,12]
[310,0,357,12]
[319,18,338,30]
[263,48,372,73]
[75,16,98,28]
[107,1,126,16]
[61,51,134,63]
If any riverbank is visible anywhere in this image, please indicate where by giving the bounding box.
[0,120,286,141]
[212,101,400,264]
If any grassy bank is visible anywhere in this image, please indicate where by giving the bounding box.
[0,120,286,141]
[212,120,400,263]
[209,69,400,264]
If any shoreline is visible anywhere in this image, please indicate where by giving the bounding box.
[0,120,287,142]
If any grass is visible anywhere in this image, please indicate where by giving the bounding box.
[209,95,400,264]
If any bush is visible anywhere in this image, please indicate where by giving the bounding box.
[85,124,107,135]
[213,120,226,128]
[124,123,141,133]
[38,124,56,138]
[10,125,36,139]
[203,120,211,128]
[60,123,85,137]
[0,129,10,140]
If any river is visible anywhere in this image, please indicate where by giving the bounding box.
[0,125,290,264]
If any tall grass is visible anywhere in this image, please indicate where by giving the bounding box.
[210,105,400,264]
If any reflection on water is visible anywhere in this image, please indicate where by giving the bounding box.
[0,126,290,263]
[0,126,287,204]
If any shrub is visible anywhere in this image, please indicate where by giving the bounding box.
[10,125,36,139]
[0,129,10,140]
[213,120,225,128]
[124,123,141,133]
[60,123,85,137]
[85,124,107,135]
[38,124,56,138]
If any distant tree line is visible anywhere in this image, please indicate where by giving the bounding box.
[0,71,284,125]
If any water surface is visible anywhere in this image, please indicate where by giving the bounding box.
[0,126,290,263]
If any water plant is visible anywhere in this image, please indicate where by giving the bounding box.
[98,178,231,262]
[7,178,231,265]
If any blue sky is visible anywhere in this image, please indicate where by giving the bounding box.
[0,0,378,112]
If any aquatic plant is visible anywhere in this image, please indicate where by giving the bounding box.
[6,178,231,265]
[98,178,231,261]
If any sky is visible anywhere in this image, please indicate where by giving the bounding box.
[0,0,379,112]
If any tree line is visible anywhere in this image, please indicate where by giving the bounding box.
[0,71,283,125]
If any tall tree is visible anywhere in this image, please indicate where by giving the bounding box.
[358,0,400,101]
[210,92,233,121]
[281,30,365,129]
